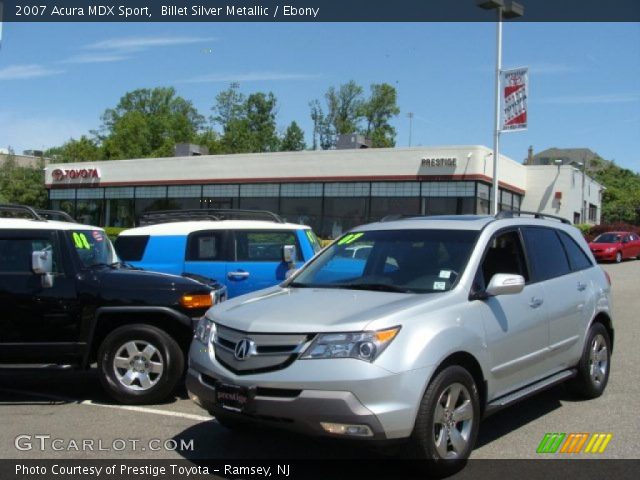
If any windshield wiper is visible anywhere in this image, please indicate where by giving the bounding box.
[335,283,415,293]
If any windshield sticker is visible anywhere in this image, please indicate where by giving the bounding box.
[439,270,452,279]
[339,232,364,245]
[433,281,446,291]
[72,232,91,250]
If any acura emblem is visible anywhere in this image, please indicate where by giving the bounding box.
[234,338,254,361]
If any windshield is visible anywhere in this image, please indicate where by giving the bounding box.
[289,229,479,293]
[67,230,119,267]
[593,233,623,243]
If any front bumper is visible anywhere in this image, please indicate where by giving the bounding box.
[591,250,617,261]
[187,341,432,440]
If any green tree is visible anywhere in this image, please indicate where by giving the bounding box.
[362,83,400,147]
[281,121,306,151]
[45,135,102,163]
[592,161,640,224]
[211,84,246,133]
[0,150,47,208]
[213,90,280,153]
[97,87,205,159]
[310,81,399,149]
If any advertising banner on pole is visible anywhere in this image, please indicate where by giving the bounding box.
[501,67,528,132]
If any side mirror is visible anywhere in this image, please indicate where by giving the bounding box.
[282,245,297,263]
[485,273,525,297]
[32,249,53,275]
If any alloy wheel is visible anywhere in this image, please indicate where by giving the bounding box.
[589,334,608,387]
[433,382,474,459]
[113,340,164,391]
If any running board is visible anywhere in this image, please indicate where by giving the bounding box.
[484,369,577,417]
[0,364,76,370]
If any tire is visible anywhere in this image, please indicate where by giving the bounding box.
[407,366,480,476]
[568,322,611,399]
[97,324,184,405]
[615,251,622,263]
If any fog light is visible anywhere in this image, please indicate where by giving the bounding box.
[188,391,202,407]
[320,422,373,437]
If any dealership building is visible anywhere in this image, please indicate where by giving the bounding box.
[44,145,604,238]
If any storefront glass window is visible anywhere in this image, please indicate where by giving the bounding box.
[238,197,279,212]
[370,198,421,221]
[321,197,368,239]
[280,197,322,232]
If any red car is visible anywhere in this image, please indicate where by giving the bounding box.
[588,231,640,263]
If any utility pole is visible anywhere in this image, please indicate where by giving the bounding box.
[407,112,414,147]
[477,1,525,214]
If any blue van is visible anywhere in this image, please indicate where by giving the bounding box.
[114,211,322,299]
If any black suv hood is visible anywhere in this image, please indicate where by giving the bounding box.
[96,267,212,293]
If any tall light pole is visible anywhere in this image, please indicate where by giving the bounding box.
[477,1,524,214]
[407,112,414,147]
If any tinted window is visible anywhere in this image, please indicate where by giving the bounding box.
[114,235,149,261]
[481,230,529,286]
[522,228,571,281]
[67,230,117,268]
[235,231,297,262]
[558,232,593,271]
[0,237,60,273]
[187,231,225,261]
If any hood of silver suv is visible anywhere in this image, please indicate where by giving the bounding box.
[209,286,433,333]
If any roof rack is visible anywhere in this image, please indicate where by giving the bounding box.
[0,204,46,221]
[496,210,572,224]
[35,209,77,223]
[138,208,285,226]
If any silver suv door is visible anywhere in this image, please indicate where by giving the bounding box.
[526,228,595,371]
[475,229,549,398]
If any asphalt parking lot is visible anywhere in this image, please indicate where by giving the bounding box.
[1,261,638,461]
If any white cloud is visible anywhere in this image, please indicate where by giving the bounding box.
[62,53,131,64]
[85,35,216,51]
[539,93,640,105]
[182,71,321,83]
[0,64,64,81]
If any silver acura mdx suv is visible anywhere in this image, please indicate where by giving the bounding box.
[187,213,613,473]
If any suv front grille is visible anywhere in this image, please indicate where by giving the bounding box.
[212,324,313,375]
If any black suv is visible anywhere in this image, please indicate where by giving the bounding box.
[0,205,225,404]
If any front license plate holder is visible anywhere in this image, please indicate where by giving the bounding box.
[215,383,255,412]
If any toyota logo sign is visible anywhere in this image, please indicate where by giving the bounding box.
[51,168,100,182]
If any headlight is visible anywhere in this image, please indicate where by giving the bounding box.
[194,317,215,344]
[301,326,400,362]
[606,247,616,253]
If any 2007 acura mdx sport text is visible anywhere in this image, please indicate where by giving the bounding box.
[186,213,613,474]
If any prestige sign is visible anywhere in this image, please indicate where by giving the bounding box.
[421,157,457,167]
[51,168,100,182]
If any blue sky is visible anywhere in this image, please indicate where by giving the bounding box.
[0,22,638,170]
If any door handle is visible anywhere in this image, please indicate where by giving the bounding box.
[529,297,544,308]
[227,271,250,280]
[577,282,587,291]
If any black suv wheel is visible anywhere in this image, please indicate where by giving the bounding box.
[97,324,184,404]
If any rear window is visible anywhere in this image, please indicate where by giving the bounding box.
[236,231,298,262]
[114,235,150,262]
[558,231,593,271]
